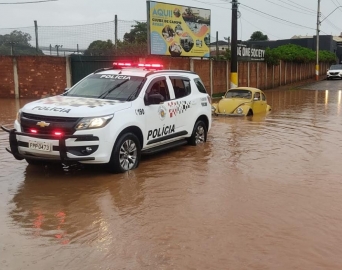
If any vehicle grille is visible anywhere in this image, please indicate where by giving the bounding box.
[21,113,81,137]
[329,72,339,75]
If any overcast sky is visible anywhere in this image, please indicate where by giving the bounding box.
[0,0,341,42]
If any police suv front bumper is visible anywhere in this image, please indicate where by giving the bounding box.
[1,126,96,162]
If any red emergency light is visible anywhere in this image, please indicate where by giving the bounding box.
[113,62,163,70]
[113,62,132,67]
[138,63,163,69]
[53,131,64,136]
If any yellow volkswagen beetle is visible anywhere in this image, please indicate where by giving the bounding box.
[212,87,271,116]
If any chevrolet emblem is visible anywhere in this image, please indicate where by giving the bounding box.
[36,121,50,128]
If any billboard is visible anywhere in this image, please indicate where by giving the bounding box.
[147,1,211,57]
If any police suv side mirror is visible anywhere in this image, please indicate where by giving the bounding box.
[64,87,70,93]
[145,93,165,105]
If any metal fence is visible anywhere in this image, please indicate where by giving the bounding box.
[0,18,145,56]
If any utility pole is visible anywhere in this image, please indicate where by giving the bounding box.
[316,0,321,81]
[216,31,219,60]
[34,20,39,54]
[114,15,118,51]
[230,0,238,88]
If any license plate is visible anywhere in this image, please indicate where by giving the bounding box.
[29,141,52,152]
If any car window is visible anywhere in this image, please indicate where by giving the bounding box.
[226,89,252,99]
[261,93,266,101]
[146,78,170,102]
[169,76,191,99]
[194,78,208,94]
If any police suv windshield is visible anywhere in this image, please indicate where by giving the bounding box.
[65,74,145,101]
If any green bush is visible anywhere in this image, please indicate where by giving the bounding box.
[264,44,336,65]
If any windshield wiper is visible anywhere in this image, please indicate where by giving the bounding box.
[126,78,146,101]
[97,79,129,99]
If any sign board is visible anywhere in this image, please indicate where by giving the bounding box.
[147,1,211,57]
[237,44,265,61]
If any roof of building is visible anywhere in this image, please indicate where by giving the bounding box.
[209,40,229,46]
[291,34,342,42]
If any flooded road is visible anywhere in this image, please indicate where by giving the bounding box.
[1,87,342,270]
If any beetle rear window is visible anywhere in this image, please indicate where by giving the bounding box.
[226,90,252,99]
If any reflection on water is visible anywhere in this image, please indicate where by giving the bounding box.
[1,89,342,269]
[10,165,145,245]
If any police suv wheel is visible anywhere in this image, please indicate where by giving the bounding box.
[189,120,207,146]
[107,132,141,173]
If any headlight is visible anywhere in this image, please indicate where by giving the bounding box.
[16,110,22,124]
[75,114,113,130]
[236,107,243,114]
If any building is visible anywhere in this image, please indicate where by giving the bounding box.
[244,34,342,64]
[209,40,230,57]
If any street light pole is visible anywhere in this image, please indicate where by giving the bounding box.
[316,0,321,81]
[316,4,342,80]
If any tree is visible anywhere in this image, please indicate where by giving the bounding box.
[84,40,115,56]
[83,21,148,56]
[123,21,147,44]
[249,31,269,41]
[0,30,43,55]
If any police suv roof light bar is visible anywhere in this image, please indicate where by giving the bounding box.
[113,62,163,70]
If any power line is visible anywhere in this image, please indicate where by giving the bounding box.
[239,3,316,30]
[321,14,340,32]
[0,0,57,4]
[285,0,317,13]
[329,0,342,14]
[191,0,231,10]
[240,17,282,39]
[266,0,316,15]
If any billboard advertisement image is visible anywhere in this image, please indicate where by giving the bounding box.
[147,1,211,58]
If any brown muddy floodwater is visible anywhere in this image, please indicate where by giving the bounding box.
[0,88,342,270]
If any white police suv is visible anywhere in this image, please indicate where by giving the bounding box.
[1,62,212,173]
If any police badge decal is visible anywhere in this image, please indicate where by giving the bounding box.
[158,105,167,120]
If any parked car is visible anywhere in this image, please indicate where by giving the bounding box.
[326,64,342,80]
[1,62,212,173]
[212,87,271,116]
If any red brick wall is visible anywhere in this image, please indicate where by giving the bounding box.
[16,56,66,98]
[193,59,210,91]
[0,57,15,98]
[249,62,257,88]
[167,57,190,70]
[0,56,329,99]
